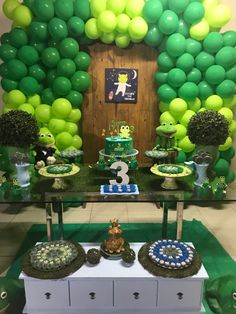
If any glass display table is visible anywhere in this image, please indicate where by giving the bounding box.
[0,165,235,242]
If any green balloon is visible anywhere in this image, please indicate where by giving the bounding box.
[213,158,229,177]
[55,0,73,20]
[56,59,76,78]
[168,68,186,87]
[205,65,225,85]
[203,32,223,54]
[158,52,175,72]
[177,19,189,38]
[1,78,18,92]
[223,31,236,47]
[166,33,186,57]
[33,0,54,22]
[52,76,72,96]
[41,88,56,104]
[107,0,126,15]
[226,66,236,81]
[29,64,46,82]
[46,69,57,85]
[23,0,35,9]
[157,84,177,103]
[144,25,163,47]
[143,0,163,23]
[48,18,68,41]
[52,98,72,119]
[183,2,204,24]
[59,38,79,59]
[47,38,60,49]
[216,80,236,98]
[7,59,27,80]
[9,28,28,48]
[176,53,194,73]
[56,132,73,149]
[35,105,51,123]
[0,63,9,78]
[29,21,48,41]
[198,81,214,100]
[19,76,39,96]
[187,68,202,84]
[215,47,236,71]
[41,47,60,68]
[1,32,11,45]
[0,44,17,62]
[17,45,39,66]
[48,118,66,134]
[68,17,85,37]
[85,18,101,40]
[154,72,168,84]
[185,38,202,57]
[66,90,83,108]
[168,0,189,13]
[195,52,214,71]
[74,51,91,71]
[160,0,168,9]
[74,0,91,21]
[64,122,78,135]
[158,10,179,35]
[30,39,46,53]
[220,147,235,161]
[71,71,91,92]
[90,0,106,18]
[226,169,235,184]
[97,10,117,33]
[178,82,199,101]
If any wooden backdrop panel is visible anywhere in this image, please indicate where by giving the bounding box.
[82,43,158,165]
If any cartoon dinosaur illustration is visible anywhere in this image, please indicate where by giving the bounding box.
[114,73,131,97]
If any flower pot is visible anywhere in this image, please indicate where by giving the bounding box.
[185,161,209,187]
[15,163,30,187]
[196,145,218,178]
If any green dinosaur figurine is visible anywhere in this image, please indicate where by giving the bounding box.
[155,122,177,150]
[0,278,24,312]
[206,275,236,314]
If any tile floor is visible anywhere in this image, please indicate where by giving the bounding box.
[0,201,236,276]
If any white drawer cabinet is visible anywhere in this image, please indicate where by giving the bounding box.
[20,243,208,314]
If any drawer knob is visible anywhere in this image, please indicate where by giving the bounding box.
[133,292,140,300]
[177,292,184,300]
[45,292,51,300]
[89,292,96,300]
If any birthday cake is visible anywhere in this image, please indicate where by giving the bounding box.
[46,164,72,175]
[105,136,133,156]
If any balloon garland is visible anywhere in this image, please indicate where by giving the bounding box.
[0,0,236,182]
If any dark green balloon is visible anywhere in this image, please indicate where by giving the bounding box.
[216,80,236,98]
[168,0,189,13]
[66,90,83,108]
[55,0,73,20]
[29,64,46,82]
[215,47,236,71]
[168,68,186,87]
[220,147,235,161]
[195,52,214,71]
[187,68,202,84]
[160,0,168,9]
[158,10,179,35]
[57,58,76,77]
[74,51,91,71]
[19,76,39,95]
[166,33,186,57]
[178,82,199,101]
[226,66,236,81]
[0,44,17,62]
[53,76,72,96]
[176,53,194,73]
[68,17,85,37]
[7,59,28,80]
[46,69,57,85]
[198,81,214,100]
[1,32,11,45]
[143,0,163,23]
[9,28,28,48]
[17,45,39,66]
[41,88,56,104]
[0,63,9,78]
[177,19,189,38]
[157,84,177,103]
[203,32,223,54]
[23,0,35,9]
[158,52,175,72]
[1,78,18,92]
[78,33,94,45]
[41,47,60,68]
[185,38,202,57]
[30,39,46,53]
[226,169,235,184]
[183,2,204,24]
[223,31,236,47]
[59,38,79,59]
[33,0,54,22]
[48,18,68,41]
[205,65,225,85]
[144,25,163,47]
[154,72,168,84]
[29,21,48,41]
[71,71,91,92]
[47,38,60,48]
[74,0,91,22]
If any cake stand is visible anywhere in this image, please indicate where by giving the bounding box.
[150,164,192,190]
[99,148,139,159]
[39,164,80,190]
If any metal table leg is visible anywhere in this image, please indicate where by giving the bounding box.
[45,202,53,241]
[176,201,184,240]
[57,201,64,240]
[162,202,168,238]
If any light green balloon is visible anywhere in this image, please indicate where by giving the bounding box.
[107,0,126,15]
[18,103,35,115]
[125,0,145,18]
[97,10,117,33]
[64,122,78,135]
[169,98,188,115]
[219,137,232,152]
[128,16,148,40]
[67,109,81,122]
[178,136,195,152]
[189,18,209,41]
[56,132,73,150]
[188,98,201,112]
[90,0,107,18]
[85,18,102,39]
[48,118,66,134]
[52,98,72,119]
[175,124,187,140]
[101,32,116,44]
[205,95,223,111]
[218,108,233,123]
[160,111,176,124]
[72,134,83,149]
[115,33,130,48]
[35,104,51,123]
[8,89,26,107]
[206,4,232,28]
[116,14,130,33]
[179,110,195,127]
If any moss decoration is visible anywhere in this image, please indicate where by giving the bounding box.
[86,248,101,265]
[121,248,136,264]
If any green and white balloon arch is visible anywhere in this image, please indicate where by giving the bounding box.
[0,0,236,182]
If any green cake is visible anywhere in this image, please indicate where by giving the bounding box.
[158,164,183,174]
[46,164,72,175]
[105,136,133,156]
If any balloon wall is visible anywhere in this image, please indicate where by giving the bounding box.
[0,0,235,182]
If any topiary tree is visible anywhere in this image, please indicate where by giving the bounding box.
[0,110,39,148]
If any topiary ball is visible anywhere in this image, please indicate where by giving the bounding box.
[121,248,136,264]
[86,248,101,265]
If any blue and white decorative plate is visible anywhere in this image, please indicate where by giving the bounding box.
[148,240,194,270]
[100,184,139,195]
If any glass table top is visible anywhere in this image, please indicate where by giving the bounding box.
[0,165,235,204]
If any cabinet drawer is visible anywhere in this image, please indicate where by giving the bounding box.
[157,279,203,310]
[70,279,113,308]
[24,280,69,309]
[114,279,157,308]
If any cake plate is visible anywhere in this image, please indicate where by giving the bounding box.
[39,164,80,190]
[150,164,192,190]
[99,148,139,158]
